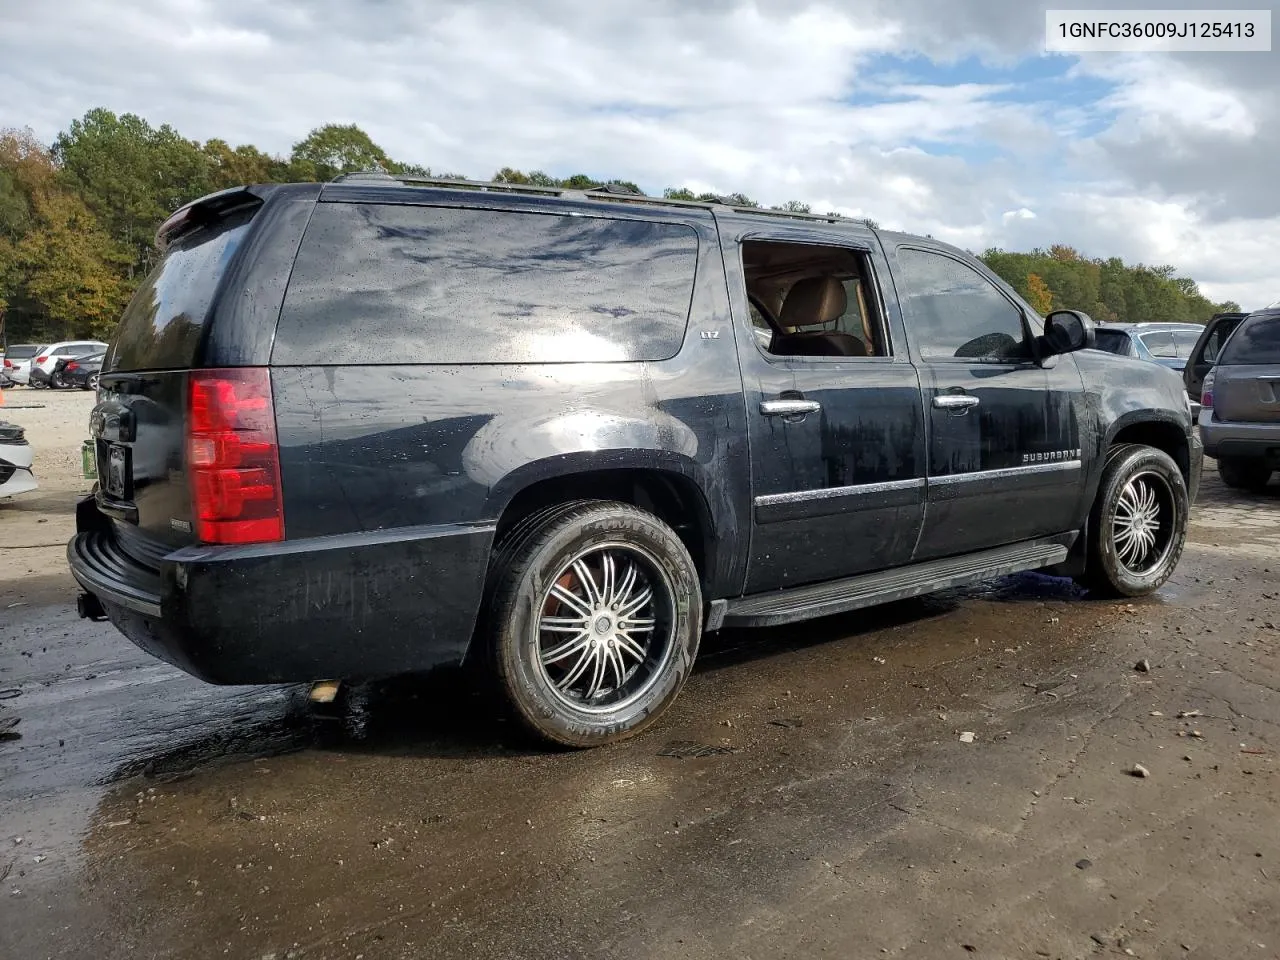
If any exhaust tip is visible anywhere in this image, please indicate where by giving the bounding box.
[76,592,108,622]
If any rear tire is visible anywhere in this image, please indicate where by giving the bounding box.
[1218,456,1273,492]
[1079,443,1188,598]
[484,501,702,748]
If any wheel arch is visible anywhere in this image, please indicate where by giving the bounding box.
[485,456,724,597]
[1106,414,1192,482]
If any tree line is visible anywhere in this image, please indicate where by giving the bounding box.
[0,108,1239,345]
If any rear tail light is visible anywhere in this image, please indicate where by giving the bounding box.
[66,361,79,371]
[3,360,10,368]
[36,356,47,364]
[1201,371,1215,410]
[186,368,284,544]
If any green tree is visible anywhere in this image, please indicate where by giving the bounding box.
[53,109,211,275]
[771,200,811,213]
[0,129,129,340]
[290,123,395,181]
[203,139,281,190]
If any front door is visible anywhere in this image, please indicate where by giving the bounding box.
[888,245,1087,560]
[720,223,928,594]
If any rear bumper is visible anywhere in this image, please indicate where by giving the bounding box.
[1200,417,1280,465]
[68,498,496,684]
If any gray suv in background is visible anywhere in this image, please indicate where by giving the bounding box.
[1200,304,1280,491]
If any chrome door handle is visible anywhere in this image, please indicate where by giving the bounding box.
[933,394,980,410]
[760,399,821,417]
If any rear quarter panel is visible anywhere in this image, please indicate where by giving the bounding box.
[271,213,750,598]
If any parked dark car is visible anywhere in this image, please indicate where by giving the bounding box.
[68,175,1201,747]
[1185,311,1249,402]
[1199,305,1280,491]
[53,351,105,390]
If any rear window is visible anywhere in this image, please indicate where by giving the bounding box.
[1220,313,1280,364]
[1172,328,1202,355]
[273,203,699,365]
[3,344,40,360]
[1094,330,1131,355]
[1137,331,1176,357]
[106,206,256,372]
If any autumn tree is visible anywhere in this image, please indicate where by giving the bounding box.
[1025,273,1053,314]
[0,128,128,341]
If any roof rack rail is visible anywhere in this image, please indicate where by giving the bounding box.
[328,172,865,226]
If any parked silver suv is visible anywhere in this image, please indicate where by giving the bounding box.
[1200,305,1280,491]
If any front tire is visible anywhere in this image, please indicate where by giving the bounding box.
[485,501,702,748]
[1218,456,1273,491]
[1080,443,1188,598]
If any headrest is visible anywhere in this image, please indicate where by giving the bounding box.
[779,276,847,328]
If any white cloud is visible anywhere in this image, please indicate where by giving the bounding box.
[0,0,1276,308]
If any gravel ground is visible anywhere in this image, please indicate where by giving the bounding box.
[1,386,1278,960]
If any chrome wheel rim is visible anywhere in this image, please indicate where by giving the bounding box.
[534,543,677,715]
[1112,470,1176,576]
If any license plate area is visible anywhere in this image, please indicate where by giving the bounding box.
[99,441,132,500]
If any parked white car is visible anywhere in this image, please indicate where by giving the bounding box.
[2,344,43,386]
[0,421,37,499]
[27,340,108,388]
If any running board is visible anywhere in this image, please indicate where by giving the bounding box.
[722,535,1074,629]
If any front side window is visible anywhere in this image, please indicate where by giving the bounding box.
[275,204,699,365]
[894,248,1030,361]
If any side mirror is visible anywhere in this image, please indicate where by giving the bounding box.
[1043,309,1096,355]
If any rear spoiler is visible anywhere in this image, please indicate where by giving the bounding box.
[155,185,270,251]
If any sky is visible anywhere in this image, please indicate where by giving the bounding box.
[1,0,1277,309]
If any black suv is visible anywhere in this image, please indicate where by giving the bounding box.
[69,175,1202,747]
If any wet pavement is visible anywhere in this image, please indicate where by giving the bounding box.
[2,466,1279,960]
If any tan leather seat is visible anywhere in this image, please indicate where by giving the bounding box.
[771,276,867,357]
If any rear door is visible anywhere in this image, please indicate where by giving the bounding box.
[720,220,926,593]
[1211,313,1280,425]
[888,243,1086,559]
[92,202,261,555]
[1186,313,1246,399]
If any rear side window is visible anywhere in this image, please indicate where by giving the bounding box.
[274,203,699,365]
[1220,314,1280,364]
[1093,330,1132,356]
[106,206,256,372]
